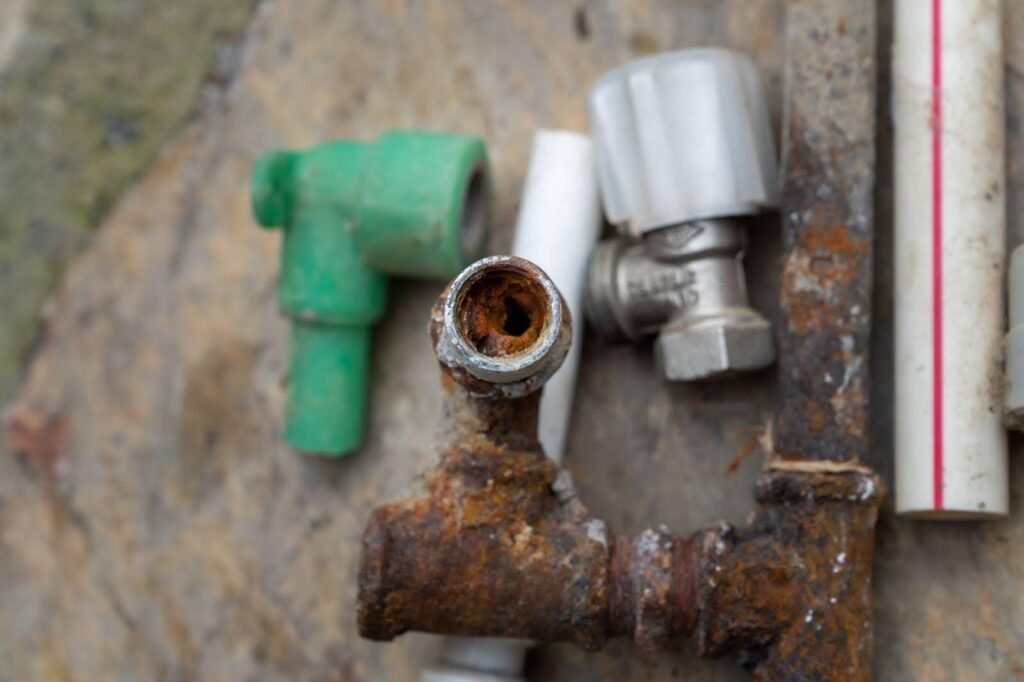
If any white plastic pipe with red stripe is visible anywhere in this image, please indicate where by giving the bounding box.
[894,0,1008,517]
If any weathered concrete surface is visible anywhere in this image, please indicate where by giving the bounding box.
[1,1,1023,680]
[0,0,30,73]
[0,0,258,406]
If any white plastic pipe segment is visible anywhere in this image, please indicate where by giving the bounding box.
[1006,246,1024,427]
[512,129,602,463]
[423,638,530,682]
[894,0,1008,517]
[424,130,601,682]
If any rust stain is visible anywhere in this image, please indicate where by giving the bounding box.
[725,434,760,476]
[458,267,549,356]
[798,224,867,256]
[4,408,66,481]
[803,399,828,433]
[779,233,864,338]
[781,287,855,335]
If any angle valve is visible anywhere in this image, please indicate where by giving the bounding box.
[585,49,778,381]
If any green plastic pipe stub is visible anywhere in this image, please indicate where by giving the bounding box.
[251,129,492,457]
[286,321,371,455]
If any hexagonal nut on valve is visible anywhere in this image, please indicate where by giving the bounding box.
[654,312,774,381]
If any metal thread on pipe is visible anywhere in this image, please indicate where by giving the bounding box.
[438,256,569,393]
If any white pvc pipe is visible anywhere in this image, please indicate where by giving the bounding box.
[425,130,602,680]
[511,129,602,463]
[894,0,1008,517]
[1005,246,1024,426]
[423,638,529,682]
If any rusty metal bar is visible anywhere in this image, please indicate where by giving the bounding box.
[775,0,878,463]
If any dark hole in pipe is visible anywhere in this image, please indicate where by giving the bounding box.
[458,167,487,261]
[502,297,532,336]
[458,268,549,357]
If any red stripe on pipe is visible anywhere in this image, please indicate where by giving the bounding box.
[931,0,945,510]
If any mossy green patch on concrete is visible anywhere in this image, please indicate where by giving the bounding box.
[0,0,259,405]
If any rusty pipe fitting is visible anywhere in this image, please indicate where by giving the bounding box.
[357,256,702,650]
[695,467,882,678]
[436,255,569,394]
[358,255,606,646]
[357,256,884,678]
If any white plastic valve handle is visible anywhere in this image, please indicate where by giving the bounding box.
[589,48,779,236]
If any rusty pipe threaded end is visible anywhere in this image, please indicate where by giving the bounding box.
[437,256,570,395]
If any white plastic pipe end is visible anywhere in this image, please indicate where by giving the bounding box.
[422,671,522,682]
[424,637,530,682]
[1006,245,1024,428]
[512,129,601,462]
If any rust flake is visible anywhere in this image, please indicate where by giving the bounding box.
[798,225,867,256]
[803,399,829,433]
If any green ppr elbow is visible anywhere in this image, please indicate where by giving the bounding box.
[252,130,491,456]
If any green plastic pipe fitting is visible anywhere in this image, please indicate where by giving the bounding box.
[252,130,491,456]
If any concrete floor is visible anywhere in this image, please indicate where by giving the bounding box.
[0,0,257,405]
[1,1,1023,680]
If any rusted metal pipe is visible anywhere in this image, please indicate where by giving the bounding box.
[357,254,883,677]
[774,0,877,464]
[358,256,702,651]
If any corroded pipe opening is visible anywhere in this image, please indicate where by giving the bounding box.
[458,264,548,355]
[439,256,569,389]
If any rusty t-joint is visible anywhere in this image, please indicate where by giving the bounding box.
[357,256,883,678]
